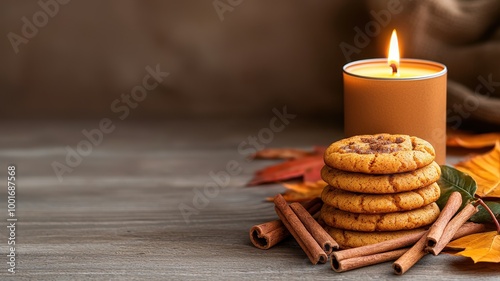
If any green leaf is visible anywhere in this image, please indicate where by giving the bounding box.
[436,165,477,210]
[470,201,500,224]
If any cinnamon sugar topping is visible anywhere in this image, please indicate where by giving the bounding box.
[341,135,405,154]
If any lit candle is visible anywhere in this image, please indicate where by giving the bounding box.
[343,30,447,164]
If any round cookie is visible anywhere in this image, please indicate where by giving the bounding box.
[321,161,441,194]
[324,134,435,174]
[321,183,441,213]
[320,203,440,231]
[324,226,425,248]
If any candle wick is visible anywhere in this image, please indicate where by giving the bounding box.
[390,63,398,75]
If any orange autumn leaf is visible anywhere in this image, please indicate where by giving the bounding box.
[447,131,500,149]
[455,142,500,198]
[446,231,500,263]
[266,180,326,202]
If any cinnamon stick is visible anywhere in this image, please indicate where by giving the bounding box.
[451,222,486,240]
[290,202,339,254]
[332,248,408,272]
[394,204,481,275]
[250,220,289,250]
[427,203,479,256]
[303,199,323,218]
[332,230,426,262]
[393,230,429,275]
[426,191,462,248]
[393,221,486,275]
[249,197,322,249]
[331,223,486,273]
[274,194,327,264]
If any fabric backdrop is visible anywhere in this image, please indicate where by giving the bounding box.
[1,0,498,129]
[371,0,500,128]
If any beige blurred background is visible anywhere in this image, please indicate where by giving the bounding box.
[1,0,499,128]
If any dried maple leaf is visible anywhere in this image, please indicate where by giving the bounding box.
[266,180,326,202]
[446,231,500,263]
[455,142,500,198]
[303,162,325,182]
[447,131,500,149]
[247,154,324,186]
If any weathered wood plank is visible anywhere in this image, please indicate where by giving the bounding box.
[0,121,496,280]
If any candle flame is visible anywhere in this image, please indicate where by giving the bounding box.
[388,29,400,75]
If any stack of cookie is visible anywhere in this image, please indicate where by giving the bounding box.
[319,134,442,248]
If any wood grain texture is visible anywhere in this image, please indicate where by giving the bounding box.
[0,120,497,280]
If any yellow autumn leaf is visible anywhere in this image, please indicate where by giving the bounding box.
[447,231,500,263]
[282,180,326,194]
[266,180,326,202]
[455,142,500,198]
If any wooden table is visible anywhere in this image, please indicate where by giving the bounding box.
[0,120,497,280]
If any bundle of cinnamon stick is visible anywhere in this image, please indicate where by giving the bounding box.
[249,191,486,274]
[273,194,338,264]
[249,197,323,250]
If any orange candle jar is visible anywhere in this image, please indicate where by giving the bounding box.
[343,58,447,164]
